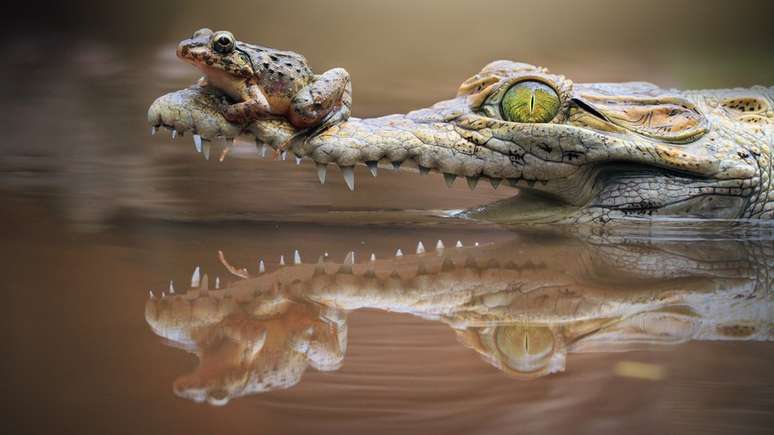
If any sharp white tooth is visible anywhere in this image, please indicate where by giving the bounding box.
[259,143,268,158]
[161,291,166,298]
[191,266,201,288]
[366,161,378,177]
[395,249,403,257]
[219,146,229,162]
[489,178,502,189]
[258,259,265,273]
[392,161,402,171]
[295,156,303,165]
[341,166,355,191]
[344,251,355,264]
[443,173,457,187]
[317,163,327,184]
[456,240,463,248]
[369,253,376,262]
[149,290,155,298]
[280,255,285,266]
[169,280,175,294]
[171,130,177,140]
[475,242,480,247]
[419,166,430,176]
[436,240,445,251]
[281,151,288,160]
[294,249,302,264]
[466,176,479,190]
[215,277,220,289]
[193,134,203,152]
[416,241,425,254]
[324,251,329,258]
[151,126,157,136]
[203,143,211,160]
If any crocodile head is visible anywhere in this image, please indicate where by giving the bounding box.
[149,61,773,223]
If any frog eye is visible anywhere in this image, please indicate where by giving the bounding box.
[500,81,561,123]
[212,31,235,54]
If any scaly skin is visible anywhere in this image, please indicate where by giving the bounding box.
[149,60,773,223]
[145,232,772,404]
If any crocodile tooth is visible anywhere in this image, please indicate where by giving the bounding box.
[258,259,265,274]
[149,290,155,298]
[280,255,285,266]
[416,241,425,254]
[366,161,378,177]
[281,151,288,160]
[475,242,480,247]
[259,144,268,158]
[171,129,177,140]
[215,277,220,289]
[443,173,457,187]
[191,266,201,288]
[151,126,157,136]
[344,251,355,265]
[169,280,175,294]
[295,156,303,165]
[193,134,203,152]
[419,166,430,176]
[294,249,302,264]
[395,248,403,257]
[392,161,402,171]
[161,291,166,298]
[489,178,502,189]
[456,240,463,248]
[341,166,355,191]
[436,240,445,252]
[369,253,376,262]
[219,147,229,162]
[203,143,211,160]
[466,176,479,190]
[316,163,327,184]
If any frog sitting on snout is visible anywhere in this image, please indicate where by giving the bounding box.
[177,28,351,143]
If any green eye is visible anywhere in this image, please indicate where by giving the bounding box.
[501,81,560,123]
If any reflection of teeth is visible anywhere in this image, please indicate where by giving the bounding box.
[475,242,479,246]
[294,249,302,265]
[370,253,376,262]
[416,241,425,254]
[191,266,201,288]
[161,291,166,298]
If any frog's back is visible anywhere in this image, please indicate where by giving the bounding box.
[240,42,314,93]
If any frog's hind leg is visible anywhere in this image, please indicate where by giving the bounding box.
[288,67,352,130]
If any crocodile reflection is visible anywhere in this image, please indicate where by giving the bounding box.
[145,233,772,405]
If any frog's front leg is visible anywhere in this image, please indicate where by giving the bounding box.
[288,67,352,130]
[222,84,272,124]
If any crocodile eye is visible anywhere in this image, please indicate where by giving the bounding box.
[501,81,560,123]
[212,31,235,54]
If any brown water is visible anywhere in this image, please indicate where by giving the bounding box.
[2,1,774,434]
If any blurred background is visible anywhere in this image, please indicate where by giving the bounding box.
[0,0,772,227]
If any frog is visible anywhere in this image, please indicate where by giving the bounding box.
[176,28,352,151]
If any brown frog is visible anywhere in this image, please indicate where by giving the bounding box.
[177,28,351,147]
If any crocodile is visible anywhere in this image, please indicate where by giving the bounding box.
[149,51,774,223]
[145,231,773,405]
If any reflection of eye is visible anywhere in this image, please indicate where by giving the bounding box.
[501,81,560,123]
